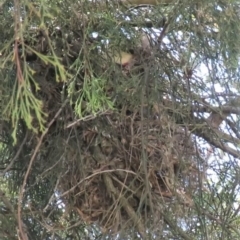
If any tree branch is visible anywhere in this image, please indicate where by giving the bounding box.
[162,211,192,240]
[189,116,240,159]
[164,99,240,159]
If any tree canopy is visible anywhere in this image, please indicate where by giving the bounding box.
[1,0,240,239]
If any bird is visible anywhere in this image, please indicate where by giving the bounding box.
[111,51,134,66]
[108,33,151,68]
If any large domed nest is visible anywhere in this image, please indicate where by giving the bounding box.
[5,9,205,238]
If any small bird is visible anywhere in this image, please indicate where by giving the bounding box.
[110,33,151,66]
[111,51,134,66]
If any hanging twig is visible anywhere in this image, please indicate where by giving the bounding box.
[17,100,68,240]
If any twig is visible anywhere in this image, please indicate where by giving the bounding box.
[0,132,28,177]
[103,173,146,238]
[0,189,28,240]
[59,168,138,198]
[43,177,60,213]
[192,124,240,159]
[65,110,111,129]
[13,0,24,85]
[193,105,240,116]
[120,18,167,28]
[17,100,68,240]
[157,19,170,44]
[226,119,240,139]
[162,211,192,240]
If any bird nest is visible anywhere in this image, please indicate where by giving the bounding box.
[59,106,201,236]
[14,27,204,237]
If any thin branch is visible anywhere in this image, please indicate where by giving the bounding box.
[0,132,28,177]
[0,189,28,240]
[226,119,240,139]
[120,18,167,28]
[59,168,138,198]
[103,173,146,238]
[191,123,240,159]
[65,110,111,129]
[13,0,24,85]
[157,18,170,44]
[162,211,192,240]
[165,98,240,159]
[193,105,240,115]
[17,100,68,240]
[0,189,16,218]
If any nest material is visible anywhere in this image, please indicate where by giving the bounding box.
[24,64,199,238]
[59,109,200,236]
[16,27,203,237]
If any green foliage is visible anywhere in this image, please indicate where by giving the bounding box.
[74,76,114,117]
[0,0,240,239]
